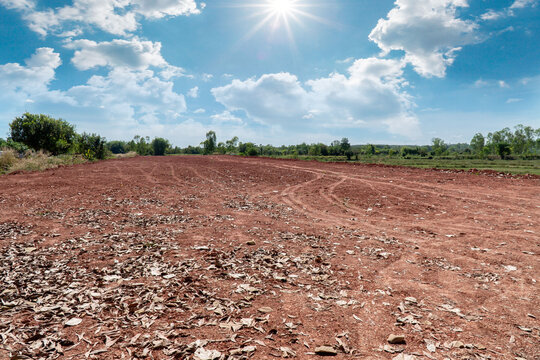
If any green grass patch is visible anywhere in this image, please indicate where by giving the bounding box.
[266,155,540,175]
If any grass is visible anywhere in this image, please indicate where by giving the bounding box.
[0,150,88,175]
[0,148,18,172]
[113,151,138,159]
[266,155,540,175]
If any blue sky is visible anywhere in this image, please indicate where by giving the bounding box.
[0,0,539,146]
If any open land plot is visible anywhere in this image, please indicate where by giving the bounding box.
[0,155,538,359]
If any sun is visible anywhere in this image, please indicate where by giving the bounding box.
[230,0,331,51]
[267,0,297,15]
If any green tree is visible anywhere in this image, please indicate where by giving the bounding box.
[225,136,239,153]
[431,138,447,156]
[10,113,77,155]
[202,131,217,154]
[76,133,107,160]
[496,143,511,159]
[151,137,170,156]
[107,141,127,154]
[470,133,485,156]
[340,138,351,153]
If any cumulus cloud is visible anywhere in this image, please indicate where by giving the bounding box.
[65,38,167,71]
[212,58,419,137]
[3,0,202,37]
[369,0,478,78]
[0,47,188,139]
[67,68,187,123]
[212,73,309,126]
[130,0,200,19]
[0,47,63,101]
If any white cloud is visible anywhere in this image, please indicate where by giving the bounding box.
[211,111,243,124]
[212,58,419,137]
[187,86,199,98]
[212,72,309,126]
[67,68,186,123]
[480,0,537,22]
[202,73,214,82]
[193,108,206,114]
[506,98,523,103]
[130,0,200,19]
[4,0,202,37]
[336,57,354,64]
[481,10,504,21]
[369,0,478,78]
[0,0,34,11]
[0,48,189,141]
[474,79,489,87]
[0,48,62,99]
[499,80,509,88]
[510,0,537,9]
[65,38,168,71]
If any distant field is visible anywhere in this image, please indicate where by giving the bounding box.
[266,155,540,175]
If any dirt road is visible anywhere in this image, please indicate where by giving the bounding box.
[1,156,538,359]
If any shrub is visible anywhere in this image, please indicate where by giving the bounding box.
[76,133,107,160]
[107,141,127,154]
[0,148,17,172]
[151,137,170,156]
[246,147,259,157]
[10,113,77,155]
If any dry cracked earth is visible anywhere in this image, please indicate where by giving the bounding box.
[0,155,538,360]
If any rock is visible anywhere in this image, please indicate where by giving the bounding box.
[65,318,82,327]
[314,346,338,356]
[388,334,406,344]
[258,306,273,313]
[392,354,417,360]
[193,348,222,360]
[246,240,256,246]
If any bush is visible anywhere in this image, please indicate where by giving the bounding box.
[76,133,107,160]
[10,113,77,155]
[0,148,17,172]
[246,147,259,156]
[107,141,127,154]
[151,137,170,156]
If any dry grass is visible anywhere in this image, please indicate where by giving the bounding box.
[0,148,18,172]
[1,150,87,174]
[113,151,138,159]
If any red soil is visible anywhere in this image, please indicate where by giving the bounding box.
[0,155,538,359]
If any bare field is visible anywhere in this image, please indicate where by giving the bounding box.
[0,155,538,359]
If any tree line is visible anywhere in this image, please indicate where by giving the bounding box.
[0,113,170,159]
[2,113,539,161]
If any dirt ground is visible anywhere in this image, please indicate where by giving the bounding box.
[0,155,538,360]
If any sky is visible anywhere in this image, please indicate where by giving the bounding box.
[0,0,539,147]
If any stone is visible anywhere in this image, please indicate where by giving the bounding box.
[388,334,406,344]
[314,346,338,356]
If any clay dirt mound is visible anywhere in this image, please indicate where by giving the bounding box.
[0,155,538,359]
